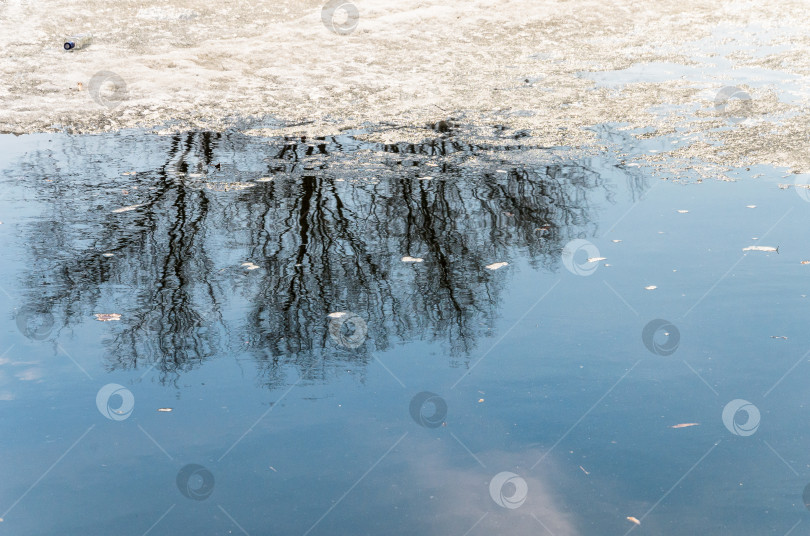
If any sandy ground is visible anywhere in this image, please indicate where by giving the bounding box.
[1,0,810,173]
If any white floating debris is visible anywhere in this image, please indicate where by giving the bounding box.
[157,408,173,412]
[256,177,274,182]
[485,262,509,271]
[496,169,508,173]
[587,257,607,262]
[742,246,778,252]
[241,262,260,270]
[102,253,115,257]
[121,171,136,176]
[746,205,756,208]
[94,313,121,321]
[401,256,424,263]
[677,210,689,213]
[204,182,255,191]
[644,285,657,290]
[612,239,622,243]
[111,204,145,213]
[327,311,348,319]
[416,176,433,181]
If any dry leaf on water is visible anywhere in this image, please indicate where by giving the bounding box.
[670,423,700,429]
[111,204,145,213]
[94,313,121,321]
[627,517,641,526]
[579,465,590,475]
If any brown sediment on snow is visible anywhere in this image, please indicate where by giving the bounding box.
[2,0,810,174]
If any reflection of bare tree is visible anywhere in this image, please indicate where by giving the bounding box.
[13,130,645,388]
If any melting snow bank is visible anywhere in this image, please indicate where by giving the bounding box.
[2,0,810,172]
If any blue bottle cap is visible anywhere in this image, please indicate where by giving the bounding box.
[64,42,74,50]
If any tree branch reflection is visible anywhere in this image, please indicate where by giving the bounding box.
[16,130,645,387]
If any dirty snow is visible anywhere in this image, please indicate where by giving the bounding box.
[2,0,810,173]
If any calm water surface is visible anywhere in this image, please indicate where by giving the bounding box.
[1,127,810,535]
